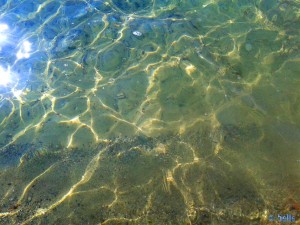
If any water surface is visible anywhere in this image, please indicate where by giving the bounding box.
[0,0,299,224]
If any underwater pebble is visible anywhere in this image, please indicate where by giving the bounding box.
[245,43,252,51]
[132,31,142,36]
[272,14,278,22]
[116,92,126,99]
[108,78,115,83]
[98,43,129,71]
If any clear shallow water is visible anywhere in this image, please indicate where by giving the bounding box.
[0,0,299,224]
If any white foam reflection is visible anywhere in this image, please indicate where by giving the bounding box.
[0,65,12,86]
[0,23,9,49]
[16,40,32,59]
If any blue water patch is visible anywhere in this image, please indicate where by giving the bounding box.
[90,0,112,13]
[63,1,90,20]
[112,0,152,13]
[39,1,60,20]
[10,1,37,17]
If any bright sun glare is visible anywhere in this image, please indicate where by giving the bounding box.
[0,23,12,87]
[16,40,32,59]
[0,65,12,86]
[0,23,9,45]
[0,22,30,91]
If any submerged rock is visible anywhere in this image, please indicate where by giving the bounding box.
[245,43,253,51]
[112,0,152,13]
[132,30,143,36]
[97,43,129,72]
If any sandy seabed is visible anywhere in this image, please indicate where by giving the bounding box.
[0,0,300,224]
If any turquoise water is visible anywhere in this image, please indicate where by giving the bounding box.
[0,0,300,224]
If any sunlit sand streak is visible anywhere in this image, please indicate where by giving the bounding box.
[162,162,199,221]
[0,98,15,126]
[51,84,80,99]
[0,94,77,151]
[1,186,14,207]
[93,66,103,86]
[101,217,141,225]
[44,60,53,80]
[22,144,110,224]
[133,98,156,124]
[93,96,139,124]
[145,62,166,93]
[93,97,119,116]
[197,51,216,66]
[108,114,146,135]
[92,2,185,59]
[17,163,58,205]
[121,63,146,76]
[136,98,163,124]
[34,5,63,33]
[105,46,161,82]
[215,154,233,171]
[63,119,83,148]
[225,36,238,57]
[130,46,161,65]
[79,97,93,119]
[106,188,119,208]
[273,57,300,75]
[107,0,129,15]
[103,15,130,49]
[33,95,71,131]
[164,158,201,223]
[39,89,55,104]
[75,96,91,117]
[19,101,25,123]
[0,150,57,218]
[89,14,109,46]
[165,141,234,205]
[202,0,215,8]
[36,1,57,17]
[52,92,101,146]
[92,11,132,57]
[169,34,195,46]
[150,0,157,17]
[69,89,138,139]
[0,210,19,218]
[141,192,155,219]
[143,55,191,102]
[59,116,99,148]
[0,124,34,152]
[71,186,112,196]
[253,8,278,29]
[178,141,200,163]
[134,44,216,127]
[206,79,229,101]
[33,111,54,131]
[139,117,166,129]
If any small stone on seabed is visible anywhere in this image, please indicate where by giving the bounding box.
[133,31,142,36]
[108,78,115,83]
[245,43,252,51]
[116,92,126,99]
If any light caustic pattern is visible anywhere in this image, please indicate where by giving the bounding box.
[0,0,300,224]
